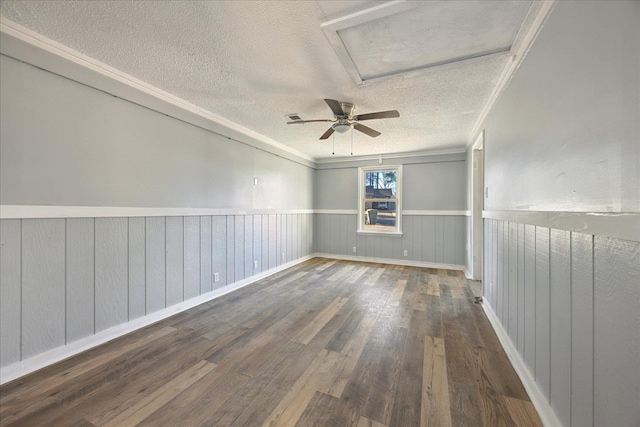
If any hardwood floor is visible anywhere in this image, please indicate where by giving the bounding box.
[0,258,542,426]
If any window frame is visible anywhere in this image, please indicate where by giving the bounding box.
[357,165,403,236]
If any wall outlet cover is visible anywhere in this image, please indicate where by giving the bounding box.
[214,272,220,282]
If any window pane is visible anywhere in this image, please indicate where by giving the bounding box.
[363,204,397,231]
[360,166,401,234]
[365,170,396,199]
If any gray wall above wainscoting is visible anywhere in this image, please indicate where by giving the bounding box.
[0,53,314,210]
[314,154,467,211]
[482,0,639,213]
[403,161,467,210]
[315,168,358,210]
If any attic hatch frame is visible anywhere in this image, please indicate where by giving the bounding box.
[320,0,514,86]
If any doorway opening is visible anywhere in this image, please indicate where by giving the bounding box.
[471,131,484,281]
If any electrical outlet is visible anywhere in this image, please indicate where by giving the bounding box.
[485,187,489,198]
[403,249,408,256]
[352,246,357,253]
[282,252,285,261]
[254,260,258,269]
[214,272,220,282]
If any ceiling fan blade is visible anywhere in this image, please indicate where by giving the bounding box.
[354,123,381,138]
[325,99,345,116]
[320,127,335,140]
[354,110,400,121]
[287,119,334,124]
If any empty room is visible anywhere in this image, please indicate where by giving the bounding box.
[0,1,638,426]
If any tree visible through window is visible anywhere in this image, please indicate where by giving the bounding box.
[359,166,402,234]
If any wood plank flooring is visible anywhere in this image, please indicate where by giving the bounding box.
[0,258,542,426]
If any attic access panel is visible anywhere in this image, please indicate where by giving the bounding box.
[321,1,533,85]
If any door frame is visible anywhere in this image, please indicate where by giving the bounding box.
[471,131,484,280]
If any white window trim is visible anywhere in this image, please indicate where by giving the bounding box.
[357,165,403,236]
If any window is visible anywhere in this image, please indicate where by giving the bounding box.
[358,165,402,235]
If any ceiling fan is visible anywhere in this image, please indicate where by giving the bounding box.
[287,99,400,140]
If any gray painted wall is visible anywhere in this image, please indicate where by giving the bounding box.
[314,156,468,267]
[315,154,467,211]
[0,54,313,210]
[479,2,640,426]
[0,213,314,368]
[403,161,466,210]
[0,45,316,370]
[315,168,358,210]
[483,0,639,213]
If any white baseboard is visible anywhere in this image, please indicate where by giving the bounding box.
[313,252,466,272]
[462,266,472,279]
[481,303,562,427]
[0,255,314,385]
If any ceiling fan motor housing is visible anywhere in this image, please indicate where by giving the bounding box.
[339,102,355,118]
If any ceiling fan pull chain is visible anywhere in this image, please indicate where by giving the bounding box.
[351,127,353,156]
[332,133,335,155]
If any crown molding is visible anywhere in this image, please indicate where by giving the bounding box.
[315,148,466,164]
[0,17,317,166]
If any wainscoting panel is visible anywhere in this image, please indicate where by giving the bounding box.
[212,215,227,289]
[0,220,21,366]
[94,217,129,333]
[199,216,212,294]
[523,224,536,375]
[145,216,166,314]
[314,213,466,267]
[184,216,201,301]
[66,218,95,343]
[0,213,314,371]
[534,225,551,399]
[128,217,146,320]
[570,232,593,427]
[593,237,639,427]
[166,216,185,307]
[21,218,66,359]
[483,218,640,427]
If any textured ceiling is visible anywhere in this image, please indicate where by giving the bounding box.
[0,0,533,160]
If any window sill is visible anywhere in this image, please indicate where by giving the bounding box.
[356,230,403,237]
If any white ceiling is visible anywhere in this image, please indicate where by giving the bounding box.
[0,0,535,160]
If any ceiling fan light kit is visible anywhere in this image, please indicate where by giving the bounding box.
[287,98,399,140]
[333,123,352,133]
